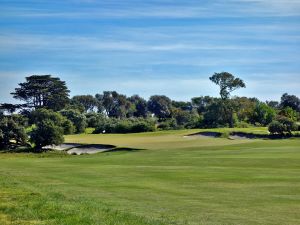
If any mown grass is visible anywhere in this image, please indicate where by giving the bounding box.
[0,128,300,225]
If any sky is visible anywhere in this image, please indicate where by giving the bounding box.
[0,0,300,103]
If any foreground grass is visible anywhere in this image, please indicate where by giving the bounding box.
[0,128,300,224]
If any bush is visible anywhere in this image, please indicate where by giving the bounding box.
[268,117,298,135]
[172,109,202,129]
[157,118,178,130]
[235,121,251,128]
[131,121,156,133]
[268,121,285,135]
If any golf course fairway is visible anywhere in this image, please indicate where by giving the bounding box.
[0,128,300,225]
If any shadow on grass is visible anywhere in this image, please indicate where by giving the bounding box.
[187,131,300,140]
[74,144,116,150]
[186,131,222,138]
[230,131,300,140]
[102,147,145,153]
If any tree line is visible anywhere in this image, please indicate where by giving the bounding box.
[1,73,300,151]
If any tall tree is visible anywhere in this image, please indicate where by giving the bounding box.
[209,72,246,127]
[128,95,148,118]
[12,75,70,111]
[191,96,215,114]
[280,93,300,112]
[209,72,246,100]
[148,95,172,119]
[71,95,98,112]
[95,91,129,118]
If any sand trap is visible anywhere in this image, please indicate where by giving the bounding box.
[43,143,115,155]
[229,132,263,140]
[184,132,222,138]
[229,135,249,140]
[67,144,115,155]
[43,143,81,151]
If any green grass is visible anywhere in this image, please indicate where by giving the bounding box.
[0,128,300,224]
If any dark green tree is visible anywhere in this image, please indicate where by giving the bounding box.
[60,109,86,133]
[171,101,192,111]
[31,120,64,150]
[128,95,148,118]
[266,101,279,109]
[71,95,98,112]
[209,72,246,100]
[209,72,246,127]
[12,75,70,111]
[29,109,75,150]
[0,117,27,149]
[250,102,276,126]
[148,95,172,119]
[30,108,75,135]
[191,96,215,114]
[280,93,300,112]
[0,103,23,114]
[95,91,129,118]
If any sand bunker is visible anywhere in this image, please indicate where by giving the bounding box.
[185,131,267,140]
[43,143,116,155]
[229,132,267,140]
[67,144,115,155]
[43,143,81,151]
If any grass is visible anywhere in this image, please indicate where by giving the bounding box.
[0,128,300,224]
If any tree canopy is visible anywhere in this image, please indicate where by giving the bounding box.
[148,95,172,119]
[209,72,246,100]
[11,75,70,111]
[280,93,300,112]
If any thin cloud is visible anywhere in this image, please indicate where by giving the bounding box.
[0,34,282,53]
[1,0,300,20]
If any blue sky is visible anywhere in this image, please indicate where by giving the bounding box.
[0,0,300,103]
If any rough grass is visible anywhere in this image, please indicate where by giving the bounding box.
[0,128,300,225]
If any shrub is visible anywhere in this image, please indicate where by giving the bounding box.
[131,121,156,133]
[31,119,64,150]
[172,109,202,129]
[268,121,285,135]
[268,117,298,135]
[157,118,178,130]
[235,121,251,128]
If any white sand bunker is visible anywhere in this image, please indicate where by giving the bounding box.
[229,135,250,140]
[43,143,81,151]
[67,144,115,155]
[43,143,116,155]
[228,132,263,140]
